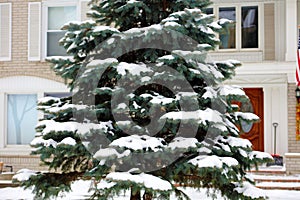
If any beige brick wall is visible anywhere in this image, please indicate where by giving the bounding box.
[285,153,300,174]
[287,83,300,152]
[0,0,63,83]
[0,155,48,172]
[0,0,64,172]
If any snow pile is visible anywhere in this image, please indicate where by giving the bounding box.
[234,182,267,199]
[218,85,245,96]
[109,135,165,152]
[87,58,118,68]
[94,148,130,160]
[140,93,174,105]
[168,137,198,150]
[36,120,113,136]
[234,112,259,121]
[93,26,119,34]
[216,136,252,149]
[116,62,152,76]
[31,137,76,147]
[38,96,60,104]
[188,155,239,168]
[161,108,223,124]
[31,137,57,148]
[97,180,117,189]
[202,86,217,99]
[249,151,273,160]
[58,137,77,146]
[46,104,87,114]
[106,172,172,191]
[12,169,37,182]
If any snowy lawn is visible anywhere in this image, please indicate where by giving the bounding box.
[1,180,300,200]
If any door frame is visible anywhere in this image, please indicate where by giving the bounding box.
[226,75,288,155]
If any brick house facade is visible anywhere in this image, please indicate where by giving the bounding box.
[0,0,300,173]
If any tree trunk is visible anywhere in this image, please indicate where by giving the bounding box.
[143,191,153,200]
[130,189,141,200]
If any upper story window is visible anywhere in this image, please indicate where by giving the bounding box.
[219,7,236,49]
[29,0,90,60]
[41,0,79,58]
[46,6,77,57]
[206,4,260,51]
[241,6,258,49]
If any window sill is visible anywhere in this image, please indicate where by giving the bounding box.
[0,145,33,156]
[208,51,263,62]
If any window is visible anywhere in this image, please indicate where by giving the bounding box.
[219,7,236,49]
[208,4,260,50]
[7,94,38,145]
[46,5,77,57]
[241,6,258,48]
[0,76,69,151]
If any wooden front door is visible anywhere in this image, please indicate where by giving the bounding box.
[240,88,264,151]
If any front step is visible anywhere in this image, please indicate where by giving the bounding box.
[248,165,286,175]
[247,165,300,190]
[0,172,18,188]
[246,165,300,190]
[251,174,300,183]
[256,181,300,190]
[0,180,19,188]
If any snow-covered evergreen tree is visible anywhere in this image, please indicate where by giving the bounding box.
[15,0,272,199]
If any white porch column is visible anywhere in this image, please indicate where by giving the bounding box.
[285,0,298,61]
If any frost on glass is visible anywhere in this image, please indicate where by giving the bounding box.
[7,94,37,145]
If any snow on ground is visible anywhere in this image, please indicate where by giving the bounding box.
[1,180,300,200]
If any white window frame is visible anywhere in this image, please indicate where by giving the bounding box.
[0,76,68,155]
[42,0,79,60]
[210,3,263,52]
[4,93,39,146]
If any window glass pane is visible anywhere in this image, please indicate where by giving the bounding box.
[7,94,37,145]
[44,92,72,98]
[47,32,67,56]
[242,6,258,48]
[204,8,213,15]
[48,6,76,30]
[47,6,76,57]
[219,7,236,49]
